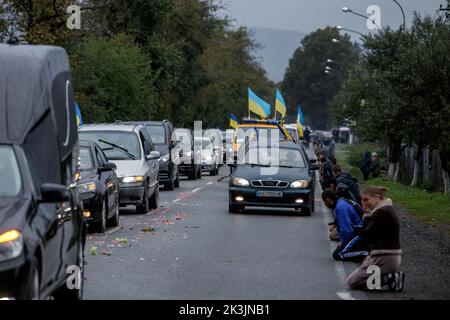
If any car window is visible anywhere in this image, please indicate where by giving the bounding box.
[79,131,142,160]
[0,145,22,197]
[242,147,306,168]
[174,130,192,145]
[145,125,166,144]
[97,147,109,165]
[80,147,94,170]
[95,147,105,167]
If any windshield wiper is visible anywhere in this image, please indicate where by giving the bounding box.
[98,139,136,160]
[246,163,272,168]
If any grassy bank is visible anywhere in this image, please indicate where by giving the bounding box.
[336,144,450,235]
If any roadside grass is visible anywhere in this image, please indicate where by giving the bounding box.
[336,144,450,235]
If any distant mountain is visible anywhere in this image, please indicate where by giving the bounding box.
[250,27,305,83]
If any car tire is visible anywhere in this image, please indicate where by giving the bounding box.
[149,184,159,210]
[53,239,84,300]
[229,204,242,214]
[18,259,40,300]
[297,207,311,216]
[196,165,202,179]
[164,178,175,191]
[210,163,216,176]
[93,200,107,233]
[174,171,180,188]
[136,183,150,214]
[108,198,120,227]
[311,194,315,213]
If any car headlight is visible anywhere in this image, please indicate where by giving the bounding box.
[185,151,192,157]
[0,230,23,262]
[232,177,250,187]
[159,154,170,163]
[77,182,96,193]
[203,155,213,161]
[290,180,309,188]
[122,176,145,183]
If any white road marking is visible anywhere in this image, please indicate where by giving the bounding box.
[192,187,202,193]
[207,182,214,185]
[315,171,358,301]
[172,198,181,203]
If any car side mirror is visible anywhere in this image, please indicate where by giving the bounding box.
[99,162,117,172]
[146,151,160,161]
[309,158,318,164]
[310,163,320,171]
[40,183,69,203]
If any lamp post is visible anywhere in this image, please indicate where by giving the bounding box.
[336,25,365,37]
[392,0,406,30]
[342,6,380,30]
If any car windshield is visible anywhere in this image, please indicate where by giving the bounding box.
[174,130,192,145]
[146,125,166,144]
[240,147,306,168]
[201,139,213,149]
[79,131,141,160]
[0,145,21,197]
[79,147,94,170]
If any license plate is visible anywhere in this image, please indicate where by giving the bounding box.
[256,191,283,198]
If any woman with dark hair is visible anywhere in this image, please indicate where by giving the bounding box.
[347,186,404,292]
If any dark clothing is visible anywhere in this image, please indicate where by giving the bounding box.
[320,158,334,183]
[361,202,401,251]
[371,159,381,178]
[360,152,372,181]
[335,172,361,205]
[333,235,369,262]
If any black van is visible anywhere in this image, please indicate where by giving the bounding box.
[0,44,86,299]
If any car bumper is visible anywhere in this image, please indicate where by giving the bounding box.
[119,184,145,205]
[179,163,195,174]
[79,192,103,222]
[229,187,313,208]
[0,255,27,299]
[158,161,171,183]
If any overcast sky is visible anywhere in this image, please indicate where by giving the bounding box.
[222,0,446,36]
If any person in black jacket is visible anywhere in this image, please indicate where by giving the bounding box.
[360,151,372,181]
[318,150,334,186]
[347,186,404,292]
[333,164,361,205]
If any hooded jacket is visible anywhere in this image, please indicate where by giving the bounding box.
[335,171,361,204]
[362,199,401,253]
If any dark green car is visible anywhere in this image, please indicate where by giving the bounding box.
[228,141,319,215]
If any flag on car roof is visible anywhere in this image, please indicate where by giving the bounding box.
[74,99,83,127]
[229,113,239,129]
[248,87,271,119]
[297,106,304,138]
[275,89,287,119]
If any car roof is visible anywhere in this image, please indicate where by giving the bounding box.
[79,123,143,132]
[123,121,165,126]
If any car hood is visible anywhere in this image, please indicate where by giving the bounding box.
[109,160,146,178]
[0,197,30,234]
[79,170,97,183]
[234,165,310,182]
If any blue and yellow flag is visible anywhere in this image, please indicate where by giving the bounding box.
[298,105,304,125]
[230,113,239,129]
[275,89,287,119]
[248,88,271,119]
[74,99,83,127]
[297,106,304,138]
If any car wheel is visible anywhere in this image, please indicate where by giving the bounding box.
[136,183,149,213]
[297,207,311,216]
[108,198,120,227]
[18,260,40,300]
[196,165,202,179]
[164,178,175,191]
[94,200,107,233]
[229,204,243,214]
[210,163,216,176]
[174,172,180,188]
[149,184,159,210]
[311,195,315,213]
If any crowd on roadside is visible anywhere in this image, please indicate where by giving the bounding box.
[312,137,405,292]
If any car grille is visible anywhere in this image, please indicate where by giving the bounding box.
[251,180,289,188]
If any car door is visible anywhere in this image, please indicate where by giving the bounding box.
[94,145,117,216]
[139,130,158,189]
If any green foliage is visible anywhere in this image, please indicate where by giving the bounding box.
[71,36,156,123]
[281,27,360,128]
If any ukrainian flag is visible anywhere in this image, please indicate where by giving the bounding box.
[248,88,271,119]
[74,99,83,127]
[230,113,239,129]
[275,89,287,119]
[297,106,304,138]
[298,105,304,125]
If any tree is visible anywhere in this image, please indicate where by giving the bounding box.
[281,27,360,128]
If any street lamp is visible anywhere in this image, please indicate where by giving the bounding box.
[327,59,334,64]
[332,38,341,44]
[336,25,365,37]
[392,0,406,30]
[342,6,380,30]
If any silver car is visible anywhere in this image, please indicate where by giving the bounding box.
[79,124,160,213]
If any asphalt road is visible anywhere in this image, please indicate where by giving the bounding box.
[84,166,371,300]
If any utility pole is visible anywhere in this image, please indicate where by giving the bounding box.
[440,0,450,20]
